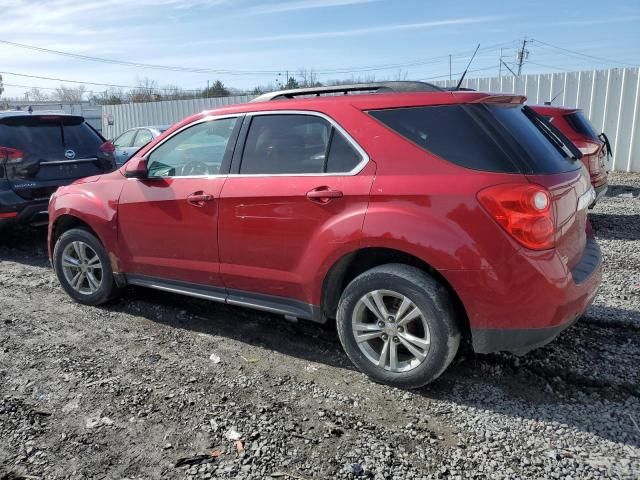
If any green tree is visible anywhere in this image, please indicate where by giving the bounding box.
[204,80,230,97]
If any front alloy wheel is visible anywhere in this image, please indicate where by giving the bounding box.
[53,227,120,305]
[61,241,104,295]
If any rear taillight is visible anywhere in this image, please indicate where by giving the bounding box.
[98,141,115,154]
[0,146,25,164]
[478,183,555,251]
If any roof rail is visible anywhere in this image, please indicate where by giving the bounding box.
[251,81,444,102]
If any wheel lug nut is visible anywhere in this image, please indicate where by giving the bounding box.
[387,316,394,322]
[397,326,404,333]
[377,321,385,328]
[393,336,400,343]
[382,334,388,341]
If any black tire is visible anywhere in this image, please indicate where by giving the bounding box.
[53,228,120,305]
[336,264,460,389]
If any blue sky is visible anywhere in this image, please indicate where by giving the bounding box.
[1,0,639,98]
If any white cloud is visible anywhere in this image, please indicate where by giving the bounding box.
[189,15,508,44]
[239,0,380,15]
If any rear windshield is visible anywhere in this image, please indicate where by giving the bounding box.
[0,116,103,156]
[565,111,599,140]
[368,104,580,174]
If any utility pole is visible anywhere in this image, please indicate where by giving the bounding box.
[206,80,210,98]
[449,54,452,82]
[499,48,503,79]
[517,38,529,76]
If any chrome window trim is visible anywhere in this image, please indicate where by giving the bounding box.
[233,110,369,177]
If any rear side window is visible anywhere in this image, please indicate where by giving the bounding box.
[369,104,580,174]
[0,116,102,156]
[240,114,362,174]
[565,111,599,140]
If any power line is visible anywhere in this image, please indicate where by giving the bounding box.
[530,38,638,68]
[0,70,212,93]
[0,38,517,76]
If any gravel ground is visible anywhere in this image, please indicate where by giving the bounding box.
[0,172,639,480]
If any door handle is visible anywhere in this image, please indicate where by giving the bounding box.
[187,191,214,207]
[306,187,343,204]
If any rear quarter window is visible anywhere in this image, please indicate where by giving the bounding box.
[369,104,580,174]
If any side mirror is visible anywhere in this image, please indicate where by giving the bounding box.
[124,157,148,179]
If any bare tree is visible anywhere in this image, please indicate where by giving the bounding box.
[131,77,161,103]
[297,69,322,88]
[0,74,4,97]
[24,87,50,102]
[53,85,87,102]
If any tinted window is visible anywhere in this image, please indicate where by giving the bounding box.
[133,129,153,147]
[0,116,102,157]
[147,117,238,178]
[565,112,599,140]
[114,129,136,148]
[326,131,361,173]
[369,104,579,174]
[240,114,362,174]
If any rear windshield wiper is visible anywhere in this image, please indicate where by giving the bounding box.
[522,105,582,161]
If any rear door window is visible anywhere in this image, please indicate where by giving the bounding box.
[369,104,580,174]
[240,114,363,174]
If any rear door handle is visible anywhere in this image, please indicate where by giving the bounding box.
[187,191,214,207]
[306,187,343,204]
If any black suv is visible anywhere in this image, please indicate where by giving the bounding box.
[0,112,115,227]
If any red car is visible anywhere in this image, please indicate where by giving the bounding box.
[48,82,602,388]
[532,105,610,205]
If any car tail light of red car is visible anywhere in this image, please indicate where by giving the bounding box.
[478,183,555,251]
[0,146,25,164]
[98,141,116,154]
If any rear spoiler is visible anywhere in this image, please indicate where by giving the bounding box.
[470,94,527,105]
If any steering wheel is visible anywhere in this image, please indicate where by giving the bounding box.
[181,160,208,176]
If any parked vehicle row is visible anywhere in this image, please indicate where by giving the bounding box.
[45,82,603,388]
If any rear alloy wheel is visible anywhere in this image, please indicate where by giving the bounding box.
[337,264,460,388]
[53,228,120,305]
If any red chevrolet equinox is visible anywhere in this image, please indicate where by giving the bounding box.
[48,82,602,388]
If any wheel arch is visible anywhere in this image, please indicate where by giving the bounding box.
[321,247,470,337]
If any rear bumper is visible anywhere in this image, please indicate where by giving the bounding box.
[592,182,608,204]
[0,187,50,227]
[445,239,602,354]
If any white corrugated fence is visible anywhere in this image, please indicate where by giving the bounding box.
[101,95,255,140]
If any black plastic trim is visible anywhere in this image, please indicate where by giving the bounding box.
[571,238,601,285]
[124,274,325,323]
[471,315,580,355]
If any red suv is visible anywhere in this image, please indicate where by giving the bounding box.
[48,82,602,388]
[532,105,610,205]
